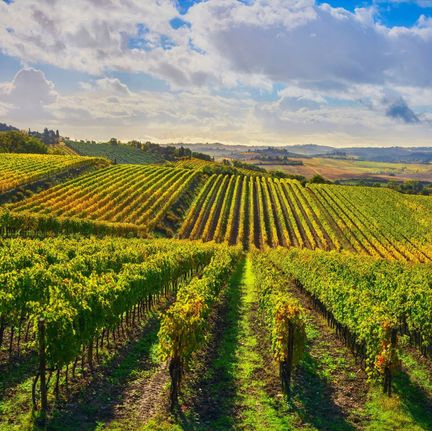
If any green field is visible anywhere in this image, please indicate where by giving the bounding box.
[67,141,164,164]
[251,157,432,182]
[0,153,103,193]
[1,153,432,430]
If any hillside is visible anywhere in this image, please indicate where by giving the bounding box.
[0,153,106,194]
[172,142,432,164]
[1,154,432,430]
[0,155,431,263]
[6,164,200,236]
[172,157,267,176]
[67,141,165,164]
[179,174,432,261]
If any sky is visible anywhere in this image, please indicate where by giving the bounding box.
[0,0,432,147]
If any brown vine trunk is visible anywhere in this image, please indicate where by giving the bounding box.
[169,356,182,411]
[280,321,294,397]
[0,315,5,348]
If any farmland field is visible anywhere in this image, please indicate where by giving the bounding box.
[6,164,198,234]
[173,156,268,176]
[1,153,432,431]
[0,153,102,193]
[3,0,432,429]
[179,174,432,261]
[250,157,432,182]
[67,141,164,164]
[172,157,215,170]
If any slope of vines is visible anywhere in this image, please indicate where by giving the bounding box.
[179,176,342,251]
[179,174,432,261]
[67,141,164,164]
[308,184,432,261]
[0,153,104,193]
[5,164,198,235]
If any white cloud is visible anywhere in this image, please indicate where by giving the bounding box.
[0,68,57,123]
[80,77,131,95]
[1,0,431,90]
[0,67,57,105]
[0,1,432,145]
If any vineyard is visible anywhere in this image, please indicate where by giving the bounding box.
[1,237,431,430]
[266,248,432,374]
[179,174,432,262]
[172,157,215,170]
[6,164,198,235]
[0,153,102,193]
[0,237,238,427]
[173,157,268,176]
[1,154,432,430]
[67,141,164,164]
[48,143,80,156]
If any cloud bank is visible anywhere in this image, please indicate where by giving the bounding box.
[0,0,431,146]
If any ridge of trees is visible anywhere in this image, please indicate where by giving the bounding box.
[0,131,48,154]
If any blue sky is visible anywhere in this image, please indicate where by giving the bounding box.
[175,1,432,26]
[320,1,432,26]
[0,0,432,146]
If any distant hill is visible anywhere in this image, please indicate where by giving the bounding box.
[0,123,19,132]
[281,144,335,156]
[341,147,432,163]
[168,142,432,164]
[67,140,164,164]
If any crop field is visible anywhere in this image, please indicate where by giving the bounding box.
[0,236,432,431]
[172,157,215,169]
[308,184,432,261]
[173,156,268,176]
[251,157,432,182]
[48,143,80,156]
[3,0,432,427]
[7,164,198,234]
[0,153,100,193]
[179,175,335,250]
[179,174,432,262]
[0,155,432,430]
[1,154,431,263]
[67,141,164,164]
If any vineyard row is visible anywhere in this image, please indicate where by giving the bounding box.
[8,164,198,233]
[179,175,431,262]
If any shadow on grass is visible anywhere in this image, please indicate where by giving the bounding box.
[0,351,37,402]
[293,350,357,431]
[46,312,161,431]
[393,370,432,430]
[175,259,245,431]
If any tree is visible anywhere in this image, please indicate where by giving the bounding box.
[43,128,49,144]
[0,131,48,154]
[309,174,331,184]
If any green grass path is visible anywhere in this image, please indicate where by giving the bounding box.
[232,257,305,431]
